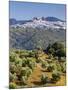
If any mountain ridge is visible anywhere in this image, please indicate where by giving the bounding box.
[9,16,65,25]
[9,16,66,30]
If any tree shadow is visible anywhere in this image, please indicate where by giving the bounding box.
[32,81,43,86]
[32,78,57,86]
[49,79,57,84]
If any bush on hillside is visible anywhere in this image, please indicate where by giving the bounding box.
[41,61,48,69]
[46,42,66,60]
[41,74,49,84]
[51,71,61,82]
[61,62,66,73]
[9,73,17,82]
[47,63,56,72]
[9,82,17,89]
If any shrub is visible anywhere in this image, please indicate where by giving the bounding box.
[15,50,20,54]
[41,74,48,84]
[9,73,17,82]
[15,64,22,75]
[41,61,48,69]
[16,67,28,82]
[47,63,56,72]
[61,62,66,73]
[20,67,27,76]
[9,73,14,82]
[22,58,27,67]
[20,67,32,78]
[48,48,55,55]
[28,61,35,70]
[26,58,36,70]
[19,50,29,58]
[21,76,27,85]
[9,82,17,89]
[52,42,64,51]
[56,63,62,72]
[36,58,41,63]
[47,59,53,64]
[51,71,61,82]
[29,50,35,57]
[10,52,17,62]
[56,48,66,60]
[48,54,53,59]
[15,57,22,65]
[10,63,16,74]
[46,42,66,59]
[26,67,32,77]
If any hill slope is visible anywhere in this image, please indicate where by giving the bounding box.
[9,27,66,50]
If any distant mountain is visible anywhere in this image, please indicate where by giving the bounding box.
[9,18,32,25]
[9,16,64,25]
[45,17,64,22]
[9,16,66,50]
[9,19,17,25]
[17,20,32,25]
[9,17,66,30]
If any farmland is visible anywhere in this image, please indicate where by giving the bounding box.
[9,42,66,89]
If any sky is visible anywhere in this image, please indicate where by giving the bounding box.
[9,1,66,20]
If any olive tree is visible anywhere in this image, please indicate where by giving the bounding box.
[9,82,17,89]
[41,74,49,84]
[9,73,17,82]
[41,61,48,69]
[51,71,61,82]
[47,63,56,72]
[21,76,27,85]
[61,62,66,73]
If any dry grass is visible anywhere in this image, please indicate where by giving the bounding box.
[27,52,66,87]
[26,61,66,87]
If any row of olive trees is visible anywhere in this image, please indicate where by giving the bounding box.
[9,50,37,89]
[41,60,66,73]
[41,71,61,84]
